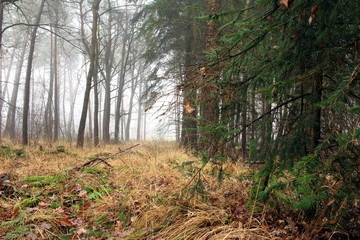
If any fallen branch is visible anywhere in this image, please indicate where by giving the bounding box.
[74,144,140,171]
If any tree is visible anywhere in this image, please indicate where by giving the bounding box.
[76,0,101,147]
[22,0,46,145]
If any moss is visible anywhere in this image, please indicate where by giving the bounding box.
[22,176,47,182]
[82,167,108,174]
[50,202,61,209]
[22,175,65,187]
[55,146,67,153]
[14,197,40,209]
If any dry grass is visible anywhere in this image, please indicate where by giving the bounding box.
[0,141,299,239]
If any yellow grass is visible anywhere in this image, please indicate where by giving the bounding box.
[0,141,290,239]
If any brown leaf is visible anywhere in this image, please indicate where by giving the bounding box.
[199,67,206,76]
[291,30,301,40]
[311,5,319,17]
[77,190,88,198]
[40,222,52,230]
[280,0,289,8]
[38,202,50,208]
[115,221,123,231]
[57,218,75,226]
[184,100,195,114]
[75,227,87,235]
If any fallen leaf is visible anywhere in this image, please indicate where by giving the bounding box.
[184,100,195,114]
[280,0,289,8]
[77,190,88,197]
[199,67,206,76]
[38,202,50,208]
[57,218,75,226]
[40,222,52,229]
[115,221,123,231]
[76,227,87,235]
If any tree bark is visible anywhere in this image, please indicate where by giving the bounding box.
[22,0,46,145]
[0,2,4,141]
[199,0,220,152]
[181,10,198,148]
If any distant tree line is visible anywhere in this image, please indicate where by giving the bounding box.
[0,0,158,146]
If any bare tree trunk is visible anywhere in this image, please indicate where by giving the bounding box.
[0,2,4,141]
[22,0,46,145]
[77,0,101,147]
[88,96,93,139]
[241,85,248,160]
[136,77,143,141]
[93,37,100,146]
[125,63,139,141]
[67,62,75,138]
[53,13,60,142]
[62,66,67,139]
[115,7,132,142]
[44,27,54,141]
[0,40,16,139]
[4,36,28,139]
[102,0,114,143]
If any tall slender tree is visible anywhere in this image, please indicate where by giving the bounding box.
[77,0,101,147]
[22,0,46,145]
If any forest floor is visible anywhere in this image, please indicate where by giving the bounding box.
[0,141,309,239]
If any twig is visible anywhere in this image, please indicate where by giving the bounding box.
[74,144,140,171]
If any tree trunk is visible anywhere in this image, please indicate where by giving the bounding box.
[77,0,101,147]
[44,27,54,141]
[4,36,28,140]
[311,72,322,151]
[115,6,133,142]
[199,0,220,152]
[0,2,4,141]
[22,0,46,145]
[93,40,100,146]
[241,85,248,160]
[181,12,198,148]
[102,0,114,143]
[125,63,139,141]
[53,14,60,142]
[136,77,143,141]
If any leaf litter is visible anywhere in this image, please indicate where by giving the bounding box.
[0,142,315,239]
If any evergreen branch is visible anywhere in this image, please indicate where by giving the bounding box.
[183,93,310,191]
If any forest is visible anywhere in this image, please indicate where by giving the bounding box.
[0,0,359,239]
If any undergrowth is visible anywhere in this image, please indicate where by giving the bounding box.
[1,141,353,239]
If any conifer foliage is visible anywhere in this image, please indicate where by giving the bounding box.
[139,0,359,237]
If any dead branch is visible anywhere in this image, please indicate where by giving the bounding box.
[74,143,140,171]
